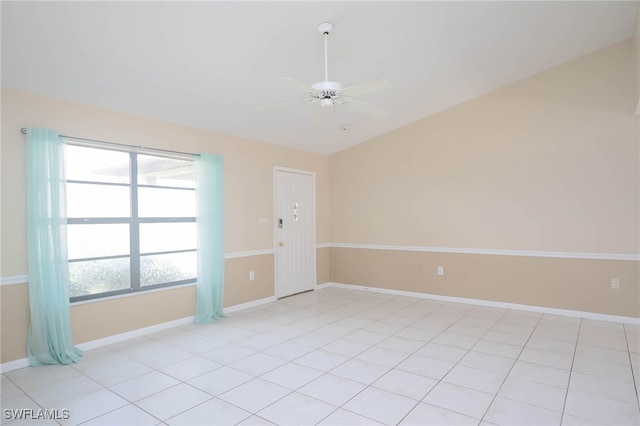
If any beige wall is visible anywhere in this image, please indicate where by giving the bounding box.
[329,39,639,316]
[331,248,639,318]
[635,2,640,113]
[0,89,330,363]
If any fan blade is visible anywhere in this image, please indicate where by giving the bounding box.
[343,99,390,119]
[341,78,392,97]
[278,77,317,93]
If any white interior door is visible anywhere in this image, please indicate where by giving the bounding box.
[275,168,316,298]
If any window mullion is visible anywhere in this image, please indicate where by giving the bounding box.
[130,152,141,291]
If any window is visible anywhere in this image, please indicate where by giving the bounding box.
[66,144,197,301]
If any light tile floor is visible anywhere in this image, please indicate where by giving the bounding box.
[2,287,639,425]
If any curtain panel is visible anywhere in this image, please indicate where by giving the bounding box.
[25,128,82,365]
[194,153,225,323]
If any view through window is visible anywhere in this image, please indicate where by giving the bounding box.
[66,144,197,301]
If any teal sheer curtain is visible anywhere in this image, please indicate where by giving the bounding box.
[26,128,83,365]
[194,153,226,323]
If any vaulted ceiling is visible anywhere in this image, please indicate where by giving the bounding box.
[2,1,637,154]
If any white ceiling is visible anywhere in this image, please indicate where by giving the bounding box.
[2,1,637,155]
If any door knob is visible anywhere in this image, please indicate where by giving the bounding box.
[278,242,285,247]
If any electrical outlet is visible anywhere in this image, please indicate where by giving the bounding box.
[437,266,444,276]
[249,271,255,281]
[610,278,620,289]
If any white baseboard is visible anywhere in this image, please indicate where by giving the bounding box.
[0,296,276,373]
[321,282,640,325]
[224,296,277,313]
[77,316,196,352]
[0,358,30,372]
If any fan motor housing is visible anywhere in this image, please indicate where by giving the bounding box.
[312,81,343,92]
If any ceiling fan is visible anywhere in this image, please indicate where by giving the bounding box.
[260,22,392,122]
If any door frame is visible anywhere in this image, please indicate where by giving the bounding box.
[273,166,317,299]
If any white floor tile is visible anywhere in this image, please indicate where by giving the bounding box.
[459,351,515,375]
[6,365,84,393]
[153,330,227,355]
[1,394,42,423]
[134,384,211,421]
[235,334,285,352]
[81,404,160,425]
[509,360,570,389]
[376,335,425,353]
[200,344,255,365]
[372,369,437,401]
[236,415,277,425]
[299,374,367,406]
[28,375,103,407]
[289,332,337,349]
[483,330,530,346]
[109,371,180,402]
[525,337,576,355]
[575,344,632,366]
[362,321,403,335]
[561,413,604,425]
[431,332,479,350]
[443,365,506,394]
[518,348,573,370]
[472,339,523,359]
[0,376,23,401]
[55,388,129,426]
[356,346,409,368]
[258,391,336,426]
[400,402,480,426]
[317,408,383,425]
[498,376,566,412]
[118,340,193,369]
[330,359,390,385]
[571,355,634,383]
[218,378,291,413]
[228,353,287,376]
[422,382,493,419]
[261,363,324,390]
[81,359,153,387]
[564,390,640,425]
[187,366,253,396]
[159,356,221,381]
[397,354,455,380]
[321,339,370,357]
[294,350,349,372]
[484,396,562,426]
[342,387,418,425]
[568,372,638,405]
[395,327,439,342]
[166,398,251,425]
[261,341,314,361]
[344,329,388,346]
[415,343,468,363]
[70,349,128,375]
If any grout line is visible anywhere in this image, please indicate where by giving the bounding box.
[478,311,545,423]
[623,323,640,413]
[559,317,582,425]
